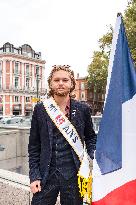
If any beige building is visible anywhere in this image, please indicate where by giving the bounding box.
[0,42,46,116]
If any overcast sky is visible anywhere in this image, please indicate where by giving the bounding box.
[0,0,128,78]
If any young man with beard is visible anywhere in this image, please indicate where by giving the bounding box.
[28,65,96,205]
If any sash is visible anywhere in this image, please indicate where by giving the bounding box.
[43,97,92,203]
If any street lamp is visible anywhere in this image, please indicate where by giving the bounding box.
[36,66,39,102]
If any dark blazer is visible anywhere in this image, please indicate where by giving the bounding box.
[28,99,97,185]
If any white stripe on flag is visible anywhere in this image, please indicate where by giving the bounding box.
[92,94,136,201]
[104,17,121,107]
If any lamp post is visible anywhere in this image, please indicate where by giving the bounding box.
[36,66,39,102]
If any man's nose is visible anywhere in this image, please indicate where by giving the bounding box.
[58,80,63,85]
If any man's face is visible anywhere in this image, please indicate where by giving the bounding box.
[50,70,72,96]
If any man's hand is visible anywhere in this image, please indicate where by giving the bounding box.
[30,180,41,194]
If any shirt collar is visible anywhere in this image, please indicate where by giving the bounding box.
[65,98,70,114]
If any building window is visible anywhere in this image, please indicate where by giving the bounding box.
[36,66,39,75]
[14,48,19,54]
[26,64,29,76]
[102,94,105,100]
[81,82,85,90]
[15,62,19,74]
[15,96,19,102]
[0,62,2,74]
[98,93,101,99]
[15,77,19,88]
[94,93,97,101]
[0,63,2,88]
[0,77,2,89]
[6,47,10,52]
[26,78,29,89]
[81,91,85,100]
[26,97,30,102]
[89,92,93,98]
[0,96,2,103]
[5,43,11,52]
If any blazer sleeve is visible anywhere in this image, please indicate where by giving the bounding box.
[28,104,42,183]
[84,105,97,159]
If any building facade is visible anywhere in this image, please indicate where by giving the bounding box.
[75,75,88,101]
[75,74,105,115]
[0,42,46,116]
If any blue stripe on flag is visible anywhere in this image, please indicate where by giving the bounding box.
[95,15,136,175]
[121,22,136,103]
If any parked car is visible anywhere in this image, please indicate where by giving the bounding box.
[0,117,12,124]
[0,116,24,125]
[0,116,3,120]
[8,117,24,124]
[21,118,31,126]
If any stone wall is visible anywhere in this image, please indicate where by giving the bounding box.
[0,128,29,161]
[0,127,29,175]
[0,127,60,204]
[0,128,31,204]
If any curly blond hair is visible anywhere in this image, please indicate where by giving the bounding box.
[47,65,76,97]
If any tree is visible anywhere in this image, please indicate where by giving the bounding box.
[87,26,113,94]
[124,0,136,64]
[87,51,108,114]
[87,0,136,114]
[88,0,136,92]
[87,51,108,93]
[98,26,113,56]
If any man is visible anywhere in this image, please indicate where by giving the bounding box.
[28,65,96,205]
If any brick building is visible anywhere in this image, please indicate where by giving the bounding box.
[75,75,88,101]
[75,74,105,115]
[0,42,46,116]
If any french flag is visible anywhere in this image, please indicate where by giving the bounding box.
[92,14,136,205]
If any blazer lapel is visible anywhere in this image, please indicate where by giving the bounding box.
[70,99,80,128]
[41,103,54,148]
[47,117,54,149]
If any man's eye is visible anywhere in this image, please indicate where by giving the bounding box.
[54,79,59,82]
[63,79,69,82]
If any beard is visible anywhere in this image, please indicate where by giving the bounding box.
[50,88,70,96]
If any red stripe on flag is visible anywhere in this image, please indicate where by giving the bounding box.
[92,179,136,205]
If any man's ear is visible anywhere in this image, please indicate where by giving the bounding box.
[71,82,73,88]
[49,83,52,89]
[70,83,74,92]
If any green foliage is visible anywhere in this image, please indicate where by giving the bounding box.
[124,0,136,64]
[87,0,136,94]
[87,26,113,93]
[87,51,108,93]
[98,26,113,55]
